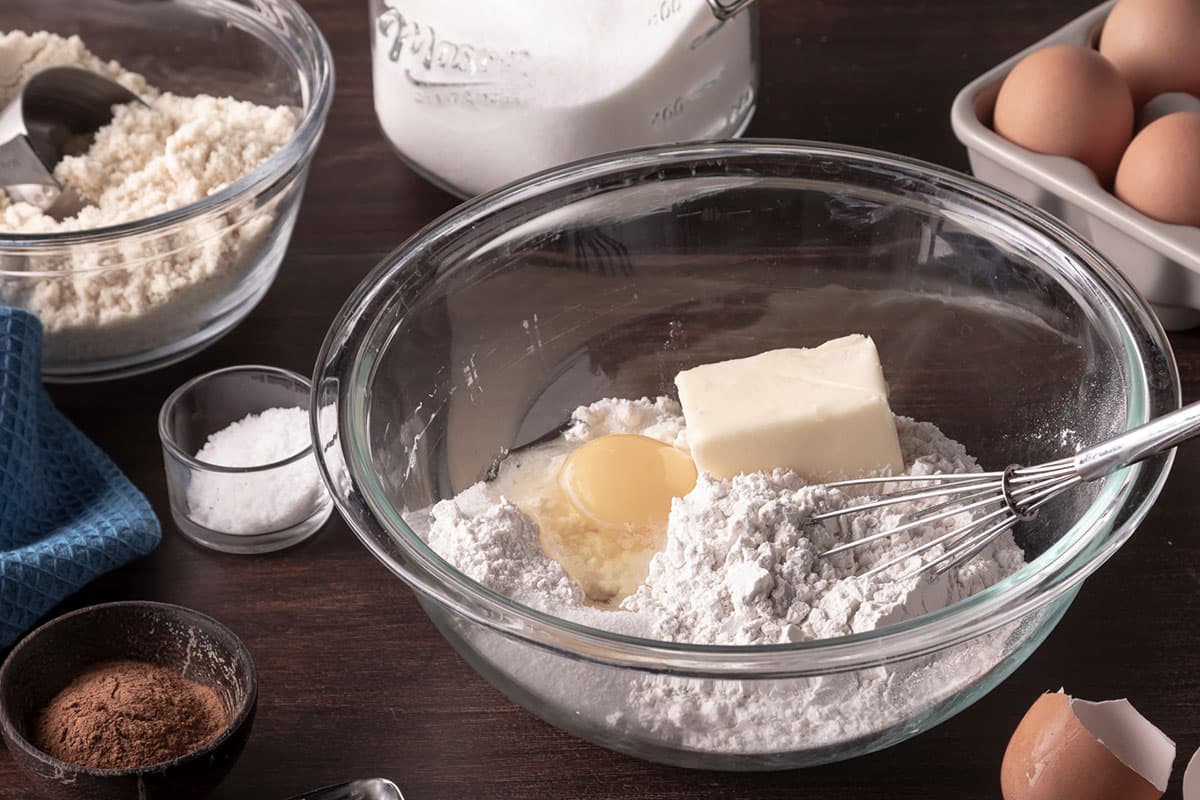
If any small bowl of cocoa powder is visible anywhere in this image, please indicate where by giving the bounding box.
[0,601,256,800]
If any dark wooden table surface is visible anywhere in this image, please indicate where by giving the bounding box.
[5,1,1200,797]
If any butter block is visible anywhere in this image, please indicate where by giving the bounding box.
[674,335,904,481]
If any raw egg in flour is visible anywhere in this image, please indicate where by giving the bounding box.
[519,434,696,605]
[558,434,698,529]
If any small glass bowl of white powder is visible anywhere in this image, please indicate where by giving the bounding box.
[0,0,333,382]
[158,365,333,555]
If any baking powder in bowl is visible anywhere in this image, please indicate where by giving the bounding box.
[420,397,1028,752]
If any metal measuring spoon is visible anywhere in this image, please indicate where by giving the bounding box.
[0,66,143,218]
[286,778,405,800]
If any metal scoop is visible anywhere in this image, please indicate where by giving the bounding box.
[286,778,404,800]
[0,66,143,218]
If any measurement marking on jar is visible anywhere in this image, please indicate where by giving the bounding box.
[413,86,524,110]
[724,84,755,128]
[404,73,494,89]
[648,0,685,26]
[650,69,726,129]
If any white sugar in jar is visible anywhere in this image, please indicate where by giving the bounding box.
[370,0,759,197]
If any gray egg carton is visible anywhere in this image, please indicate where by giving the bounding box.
[951,0,1200,330]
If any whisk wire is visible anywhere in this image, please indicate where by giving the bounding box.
[1008,473,1081,509]
[922,515,1020,579]
[821,491,1012,557]
[859,504,1013,579]
[1008,457,1075,476]
[818,467,1074,577]
[1020,475,1083,512]
[823,471,1005,489]
[810,476,1001,521]
[815,399,1200,579]
[897,484,1010,523]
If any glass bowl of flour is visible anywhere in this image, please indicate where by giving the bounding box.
[314,141,1178,770]
[0,0,333,381]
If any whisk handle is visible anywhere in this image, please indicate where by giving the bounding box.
[1074,400,1200,481]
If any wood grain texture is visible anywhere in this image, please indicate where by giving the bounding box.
[6,0,1200,797]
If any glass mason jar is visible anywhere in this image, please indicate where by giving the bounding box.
[369,0,760,197]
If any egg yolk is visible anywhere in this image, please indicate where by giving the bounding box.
[558,434,698,529]
[524,434,696,605]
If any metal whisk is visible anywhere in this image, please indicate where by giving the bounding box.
[815,400,1200,580]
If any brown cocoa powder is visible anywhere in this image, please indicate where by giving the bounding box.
[33,659,229,770]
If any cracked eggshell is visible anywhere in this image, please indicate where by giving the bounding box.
[1001,692,1175,800]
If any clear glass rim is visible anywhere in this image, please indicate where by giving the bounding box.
[0,0,334,255]
[159,364,315,474]
[177,493,331,539]
[314,140,1179,677]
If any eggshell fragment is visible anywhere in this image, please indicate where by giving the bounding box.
[993,44,1134,185]
[1001,692,1175,800]
[1115,112,1200,227]
[1099,0,1200,104]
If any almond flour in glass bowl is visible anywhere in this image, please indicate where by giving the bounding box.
[0,0,333,382]
[314,141,1178,770]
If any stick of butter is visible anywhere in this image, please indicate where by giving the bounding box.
[674,335,904,481]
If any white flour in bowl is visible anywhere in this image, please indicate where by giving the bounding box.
[421,397,1029,753]
[0,31,299,365]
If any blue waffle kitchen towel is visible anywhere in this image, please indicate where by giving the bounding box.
[0,308,160,648]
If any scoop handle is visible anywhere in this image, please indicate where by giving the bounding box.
[1074,399,1200,481]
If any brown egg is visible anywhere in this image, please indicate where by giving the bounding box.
[1186,745,1200,799]
[1099,0,1200,105]
[993,44,1134,185]
[1001,692,1173,800]
[1115,112,1200,226]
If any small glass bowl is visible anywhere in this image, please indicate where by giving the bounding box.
[0,0,334,382]
[159,365,333,555]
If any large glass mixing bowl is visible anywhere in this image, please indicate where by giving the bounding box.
[313,141,1178,770]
